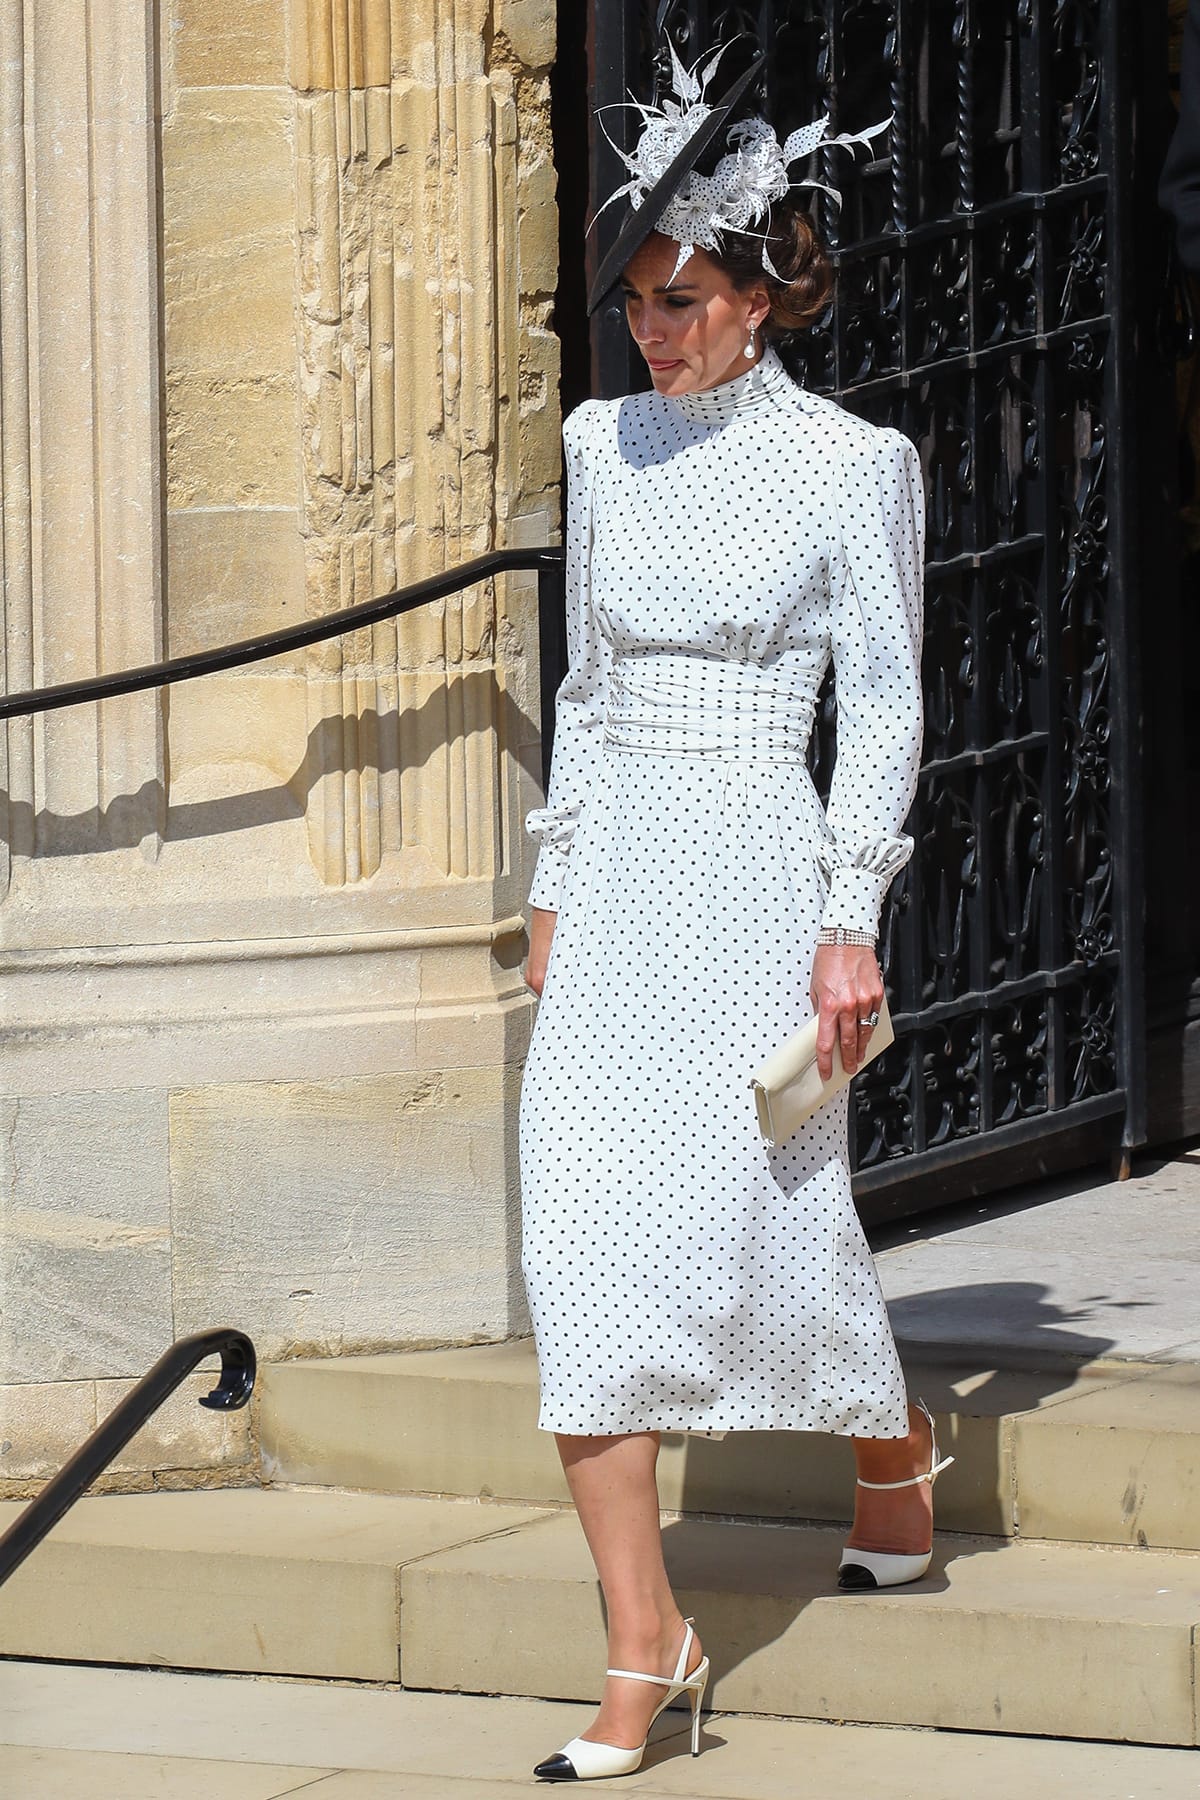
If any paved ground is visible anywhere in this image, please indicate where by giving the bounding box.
[873,1142,1200,1365]
[1,1661,1198,1798]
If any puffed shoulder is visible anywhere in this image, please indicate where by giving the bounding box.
[832,419,923,514]
[562,396,613,465]
[802,397,915,461]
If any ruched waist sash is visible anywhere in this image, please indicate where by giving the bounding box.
[604,651,819,761]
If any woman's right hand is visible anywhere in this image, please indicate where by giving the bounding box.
[524,907,558,997]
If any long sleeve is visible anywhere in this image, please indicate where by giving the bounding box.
[525,400,612,911]
[818,426,926,936]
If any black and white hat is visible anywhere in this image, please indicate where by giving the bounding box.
[587,39,888,317]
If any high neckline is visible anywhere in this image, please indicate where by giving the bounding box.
[666,342,803,423]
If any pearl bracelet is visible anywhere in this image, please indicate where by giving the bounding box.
[816,926,877,947]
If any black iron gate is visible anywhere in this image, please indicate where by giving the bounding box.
[576,0,1157,1212]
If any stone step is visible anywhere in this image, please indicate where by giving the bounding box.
[0,1489,548,1683]
[259,1339,1200,1551]
[0,1488,1195,1747]
[405,1508,1200,1749]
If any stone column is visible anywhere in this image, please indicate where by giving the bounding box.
[0,0,195,1494]
[0,0,165,880]
[290,0,557,888]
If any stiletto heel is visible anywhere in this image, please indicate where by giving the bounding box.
[689,1674,704,1756]
[533,1616,710,1782]
[838,1398,954,1591]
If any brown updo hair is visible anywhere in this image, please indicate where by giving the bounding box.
[708,201,832,334]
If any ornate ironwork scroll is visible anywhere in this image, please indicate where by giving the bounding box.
[588,0,1144,1205]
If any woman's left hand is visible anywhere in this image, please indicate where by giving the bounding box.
[810,944,884,1082]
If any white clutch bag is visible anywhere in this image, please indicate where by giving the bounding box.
[750,992,894,1146]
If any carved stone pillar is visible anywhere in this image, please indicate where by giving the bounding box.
[289,0,542,887]
[0,0,173,1472]
[0,0,164,886]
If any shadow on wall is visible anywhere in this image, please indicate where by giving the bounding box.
[0,675,542,858]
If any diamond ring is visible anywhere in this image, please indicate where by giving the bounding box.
[857,1011,880,1028]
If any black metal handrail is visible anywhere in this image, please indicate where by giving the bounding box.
[0,547,566,721]
[0,1328,256,1590]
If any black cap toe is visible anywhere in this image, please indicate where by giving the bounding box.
[837,1562,880,1591]
[533,1752,579,1781]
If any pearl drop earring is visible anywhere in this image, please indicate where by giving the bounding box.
[744,324,756,360]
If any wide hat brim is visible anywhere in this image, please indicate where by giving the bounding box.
[586,50,768,318]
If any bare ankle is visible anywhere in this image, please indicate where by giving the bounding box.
[608,1607,685,1654]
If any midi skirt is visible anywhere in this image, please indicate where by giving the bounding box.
[519,652,909,1438]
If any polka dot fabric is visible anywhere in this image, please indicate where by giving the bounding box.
[520,343,925,1438]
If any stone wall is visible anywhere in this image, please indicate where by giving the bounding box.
[0,0,558,1496]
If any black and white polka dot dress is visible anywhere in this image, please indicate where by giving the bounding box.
[519,344,924,1439]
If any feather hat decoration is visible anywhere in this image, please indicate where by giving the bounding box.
[587,39,890,316]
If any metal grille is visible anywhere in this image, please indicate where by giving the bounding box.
[587,0,1146,1206]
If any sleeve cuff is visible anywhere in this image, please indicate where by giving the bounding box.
[528,843,569,912]
[819,864,891,937]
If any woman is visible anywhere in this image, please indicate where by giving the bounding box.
[519,49,945,1785]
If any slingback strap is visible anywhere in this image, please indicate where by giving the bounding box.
[606,1617,699,1688]
[856,1453,954,1491]
[856,1402,954,1491]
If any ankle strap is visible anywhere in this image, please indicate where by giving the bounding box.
[857,1453,954,1492]
[605,1667,677,1687]
[606,1617,697,1688]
